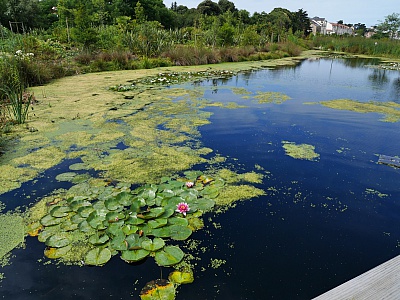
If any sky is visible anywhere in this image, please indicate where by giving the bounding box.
[163,0,399,27]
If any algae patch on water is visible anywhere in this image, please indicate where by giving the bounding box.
[0,214,25,259]
[318,99,400,122]
[282,141,320,161]
[254,91,291,104]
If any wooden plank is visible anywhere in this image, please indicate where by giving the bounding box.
[378,155,400,168]
[313,255,400,300]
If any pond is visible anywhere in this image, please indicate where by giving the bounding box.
[1,57,400,299]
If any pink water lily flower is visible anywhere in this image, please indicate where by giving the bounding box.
[176,202,190,216]
[185,181,194,188]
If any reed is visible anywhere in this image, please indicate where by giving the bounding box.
[1,84,33,124]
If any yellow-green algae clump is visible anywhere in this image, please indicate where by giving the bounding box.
[254,91,291,104]
[282,141,320,161]
[319,99,400,122]
[0,213,25,259]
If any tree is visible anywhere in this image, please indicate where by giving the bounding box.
[353,23,366,36]
[218,0,236,14]
[291,8,310,37]
[377,12,400,39]
[2,0,40,30]
[197,0,221,16]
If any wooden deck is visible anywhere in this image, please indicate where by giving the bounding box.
[313,255,400,300]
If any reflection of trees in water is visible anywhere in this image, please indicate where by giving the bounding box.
[342,57,381,68]
[390,77,400,103]
[368,69,389,89]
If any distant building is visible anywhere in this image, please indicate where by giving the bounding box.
[310,17,353,35]
[331,23,353,35]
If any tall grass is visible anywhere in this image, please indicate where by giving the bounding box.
[312,36,400,57]
[1,84,33,124]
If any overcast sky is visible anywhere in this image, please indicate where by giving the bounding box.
[163,0,399,27]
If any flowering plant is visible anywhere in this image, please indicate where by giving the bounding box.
[185,181,194,188]
[176,202,190,216]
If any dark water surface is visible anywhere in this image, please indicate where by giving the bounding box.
[1,58,400,299]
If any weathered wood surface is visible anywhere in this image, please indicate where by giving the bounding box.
[313,255,400,300]
[378,155,400,168]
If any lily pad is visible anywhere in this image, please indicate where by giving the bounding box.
[148,218,168,229]
[71,214,86,224]
[50,206,71,218]
[167,217,189,227]
[55,172,77,182]
[38,229,55,243]
[156,225,192,241]
[70,199,92,212]
[141,237,165,252]
[125,233,142,250]
[125,214,145,225]
[140,279,176,300]
[88,233,110,245]
[192,198,215,211]
[122,224,139,235]
[106,211,125,223]
[154,246,184,266]
[87,211,106,229]
[61,219,79,231]
[77,206,95,218]
[44,245,72,259]
[121,249,149,262]
[110,234,128,251]
[137,207,165,219]
[116,191,134,206]
[84,248,112,266]
[78,220,93,233]
[40,214,64,226]
[71,173,91,184]
[105,197,122,211]
[168,270,194,284]
[107,222,124,236]
[45,233,70,248]
[69,163,89,170]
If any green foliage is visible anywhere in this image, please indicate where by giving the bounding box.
[36,172,224,268]
[312,35,400,57]
[0,83,33,124]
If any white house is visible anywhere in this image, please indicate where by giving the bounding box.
[310,17,353,35]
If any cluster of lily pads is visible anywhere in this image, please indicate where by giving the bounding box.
[33,171,221,269]
[109,70,237,91]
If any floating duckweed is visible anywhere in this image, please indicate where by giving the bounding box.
[209,258,226,269]
[12,146,65,170]
[254,91,291,104]
[0,214,25,259]
[319,99,400,122]
[224,102,247,109]
[282,141,320,161]
[215,185,265,206]
[216,169,263,184]
[365,188,388,198]
[0,165,37,194]
[231,87,252,95]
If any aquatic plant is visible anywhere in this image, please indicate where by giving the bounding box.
[176,202,190,216]
[282,141,320,161]
[32,171,222,268]
[0,84,34,124]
